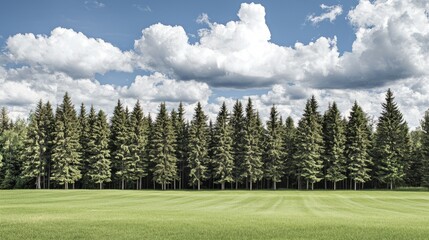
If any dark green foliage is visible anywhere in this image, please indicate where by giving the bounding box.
[172,103,188,189]
[21,101,46,189]
[241,98,263,190]
[345,102,372,190]
[212,102,234,190]
[420,111,429,187]
[322,102,346,190]
[188,102,209,190]
[150,103,177,190]
[264,105,284,190]
[373,89,410,189]
[283,116,296,188]
[78,103,91,187]
[51,93,81,189]
[231,100,246,189]
[0,107,11,134]
[87,108,111,189]
[294,97,323,190]
[407,129,423,187]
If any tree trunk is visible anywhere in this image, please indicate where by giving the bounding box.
[273,181,277,190]
[139,177,142,190]
[65,182,68,190]
[354,180,357,191]
[324,179,327,190]
[286,176,289,189]
[100,182,103,190]
[197,179,201,191]
[235,181,238,190]
[174,180,176,190]
[250,181,253,191]
[390,180,393,190]
[36,175,41,189]
[73,183,75,189]
[306,180,309,190]
[297,176,301,190]
[121,179,125,190]
[311,182,314,190]
[334,181,336,190]
[221,182,225,190]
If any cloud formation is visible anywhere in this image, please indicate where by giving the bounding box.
[307,4,343,25]
[6,27,133,78]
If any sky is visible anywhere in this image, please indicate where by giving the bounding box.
[0,0,428,128]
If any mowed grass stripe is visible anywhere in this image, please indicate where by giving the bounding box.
[0,190,429,240]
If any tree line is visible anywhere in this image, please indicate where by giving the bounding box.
[0,89,428,190]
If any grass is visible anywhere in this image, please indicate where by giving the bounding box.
[1,190,429,239]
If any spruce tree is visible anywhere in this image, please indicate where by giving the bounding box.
[173,103,187,189]
[22,101,46,189]
[51,93,81,189]
[213,102,234,190]
[264,105,284,190]
[420,110,429,187]
[374,89,410,189]
[188,102,209,190]
[129,100,148,189]
[78,103,90,187]
[241,98,263,190]
[0,107,10,134]
[42,102,55,188]
[322,102,346,190]
[110,100,129,189]
[283,116,296,189]
[231,100,245,189]
[345,102,372,190]
[87,108,111,189]
[150,103,177,190]
[294,98,323,190]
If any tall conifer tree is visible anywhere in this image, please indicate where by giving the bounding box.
[231,100,245,189]
[51,93,81,189]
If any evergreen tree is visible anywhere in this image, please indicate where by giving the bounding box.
[129,100,148,189]
[345,102,372,190]
[51,93,81,189]
[373,89,410,189]
[42,102,55,189]
[213,102,234,190]
[22,101,46,189]
[150,103,177,190]
[406,128,423,187]
[0,107,11,134]
[188,102,209,190]
[322,102,346,190]
[420,110,429,187]
[241,98,263,190]
[87,108,111,189]
[173,103,187,189]
[264,105,284,190]
[110,100,129,189]
[207,119,216,189]
[77,103,91,187]
[294,98,323,190]
[283,116,296,189]
[231,100,245,189]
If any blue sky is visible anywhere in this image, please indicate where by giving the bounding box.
[0,0,428,128]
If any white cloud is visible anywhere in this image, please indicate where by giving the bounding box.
[6,27,133,78]
[307,4,343,25]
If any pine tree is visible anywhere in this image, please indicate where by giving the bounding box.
[129,100,148,189]
[87,108,111,189]
[322,102,346,190]
[241,98,263,190]
[21,101,46,189]
[207,120,216,189]
[115,106,134,189]
[0,107,11,134]
[345,102,372,190]
[172,103,187,189]
[374,89,410,189]
[42,102,55,189]
[51,93,81,189]
[283,116,296,189]
[150,103,177,190]
[188,102,209,190]
[231,100,245,189]
[213,102,234,190]
[110,100,129,189]
[264,105,284,190]
[420,110,429,187]
[294,97,323,190]
[78,103,90,188]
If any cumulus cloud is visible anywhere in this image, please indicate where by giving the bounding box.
[6,27,133,78]
[307,4,343,25]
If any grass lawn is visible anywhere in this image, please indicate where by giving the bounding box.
[1,190,429,239]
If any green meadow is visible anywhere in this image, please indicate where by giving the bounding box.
[1,190,429,239]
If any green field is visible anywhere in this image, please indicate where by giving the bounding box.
[1,190,429,239]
